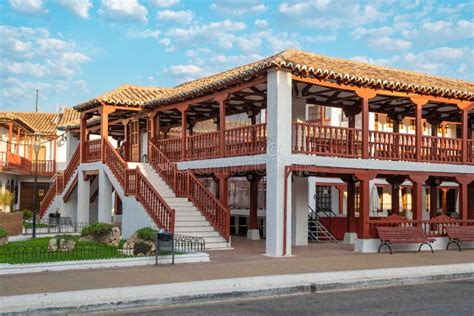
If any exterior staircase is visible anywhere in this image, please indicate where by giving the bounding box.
[308,206,337,243]
[132,163,229,250]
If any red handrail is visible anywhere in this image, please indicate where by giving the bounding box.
[186,171,230,241]
[64,146,80,187]
[39,176,57,218]
[135,167,175,233]
[156,138,182,162]
[469,140,474,164]
[186,131,220,160]
[225,123,266,157]
[369,130,416,161]
[149,141,230,241]
[104,140,174,232]
[85,139,101,162]
[422,136,462,163]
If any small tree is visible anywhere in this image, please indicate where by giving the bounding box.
[0,191,13,213]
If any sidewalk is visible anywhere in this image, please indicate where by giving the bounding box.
[1,237,473,297]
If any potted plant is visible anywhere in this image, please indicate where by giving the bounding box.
[0,191,13,213]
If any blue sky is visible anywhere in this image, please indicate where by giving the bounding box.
[1,0,473,112]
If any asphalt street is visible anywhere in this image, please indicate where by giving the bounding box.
[94,279,474,316]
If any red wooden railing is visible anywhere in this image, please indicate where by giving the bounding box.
[225,123,266,157]
[85,139,101,162]
[0,152,6,168]
[422,136,462,163]
[64,146,80,187]
[369,131,416,161]
[104,140,174,231]
[39,176,57,217]
[56,172,65,194]
[34,160,56,176]
[135,167,175,232]
[6,152,32,173]
[149,141,230,241]
[293,122,362,157]
[186,171,230,241]
[157,138,182,162]
[186,131,220,160]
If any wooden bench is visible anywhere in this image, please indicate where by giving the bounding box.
[446,226,474,252]
[376,227,435,254]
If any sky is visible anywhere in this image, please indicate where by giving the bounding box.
[0,0,473,113]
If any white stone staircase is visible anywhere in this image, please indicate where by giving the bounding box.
[132,163,230,250]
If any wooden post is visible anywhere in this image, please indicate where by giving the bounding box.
[216,95,228,157]
[217,172,229,207]
[461,109,468,165]
[346,179,356,232]
[355,171,376,238]
[410,175,428,221]
[100,105,115,162]
[411,97,428,162]
[249,175,261,230]
[468,182,474,219]
[355,89,376,159]
[391,182,400,215]
[79,113,90,163]
[7,123,12,154]
[22,130,27,158]
[53,137,57,172]
[178,105,188,161]
[456,176,472,220]
[429,184,438,218]
[15,127,20,154]
[156,112,161,141]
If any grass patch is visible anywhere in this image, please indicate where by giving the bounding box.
[23,221,50,229]
[0,236,130,264]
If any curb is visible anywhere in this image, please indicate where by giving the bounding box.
[1,263,473,314]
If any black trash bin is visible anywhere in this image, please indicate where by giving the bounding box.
[155,232,174,265]
[48,212,60,225]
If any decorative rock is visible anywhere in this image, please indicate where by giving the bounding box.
[123,233,156,256]
[59,239,76,252]
[0,237,8,246]
[48,238,58,252]
[79,227,121,246]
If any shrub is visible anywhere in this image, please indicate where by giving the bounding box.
[80,222,113,239]
[0,191,13,212]
[136,227,158,242]
[23,209,33,220]
[0,227,8,238]
[133,241,151,256]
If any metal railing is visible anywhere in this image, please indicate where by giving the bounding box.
[23,221,89,235]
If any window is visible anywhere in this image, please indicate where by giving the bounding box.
[315,185,332,211]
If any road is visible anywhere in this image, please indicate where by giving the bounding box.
[96,279,474,315]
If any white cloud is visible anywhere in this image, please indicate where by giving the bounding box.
[98,0,148,23]
[157,10,193,24]
[352,26,393,39]
[350,55,400,67]
[0,26,91,110]
[164,64,210,82]
[127,29,161,39]
[58,0,93,19]
[254,19,267,29]
[368,37,412,51]
[8,0,47,14]
[151,0,179,8]
[164,20,246,44]
[210,1,267,16]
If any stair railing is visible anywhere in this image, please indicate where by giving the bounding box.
[308,205,336,232]
[39,146,80,218]
[150,140,230,241]
[104,140,175,232]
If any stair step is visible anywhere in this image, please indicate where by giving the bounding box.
[180,231,221,237]
[175,226,215,232]
[175,221,211,227]
[175,215,205,220]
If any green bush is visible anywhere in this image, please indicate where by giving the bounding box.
[0,227,8,238]
[80,222,113,239]
[23,209,33,220]
[133,241,151,256]
[136,227,158,241]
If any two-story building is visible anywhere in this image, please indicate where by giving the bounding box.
[39,49,474,255]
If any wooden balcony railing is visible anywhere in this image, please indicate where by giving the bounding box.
[84,139,101,162]
[34,160,56,176]
[369,131,416,161]
[225,123,266,157]
[0,152,6,167]
[157,138,182,162]
[0,151,56,176]
[186,131,220,160]
[186,171,230,241]
[293,122,362,157]
[469,140,474,164]
[422,136,462,163]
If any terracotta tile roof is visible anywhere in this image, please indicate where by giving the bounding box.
[147,48,474,107]
[74,84,172,111]
[57,108,81,128]
[0,112,58,135]
[73,48,473,112]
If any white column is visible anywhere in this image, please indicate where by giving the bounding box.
[98,169,113,223]
[266,69,292,257]
[308,177,317,211]
[76,171,90,223]
[291,176,309,246]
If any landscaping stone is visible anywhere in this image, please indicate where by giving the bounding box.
[80,227,121,246]
[48,238,76,252]
[123,233,156,256]
[0,237,8,246]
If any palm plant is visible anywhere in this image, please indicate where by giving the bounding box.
[0,191,13,213]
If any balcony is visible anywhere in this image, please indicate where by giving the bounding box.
[0,152,56,176]
[152,122,473,165]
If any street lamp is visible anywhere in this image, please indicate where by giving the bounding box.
[32,133,42,238]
